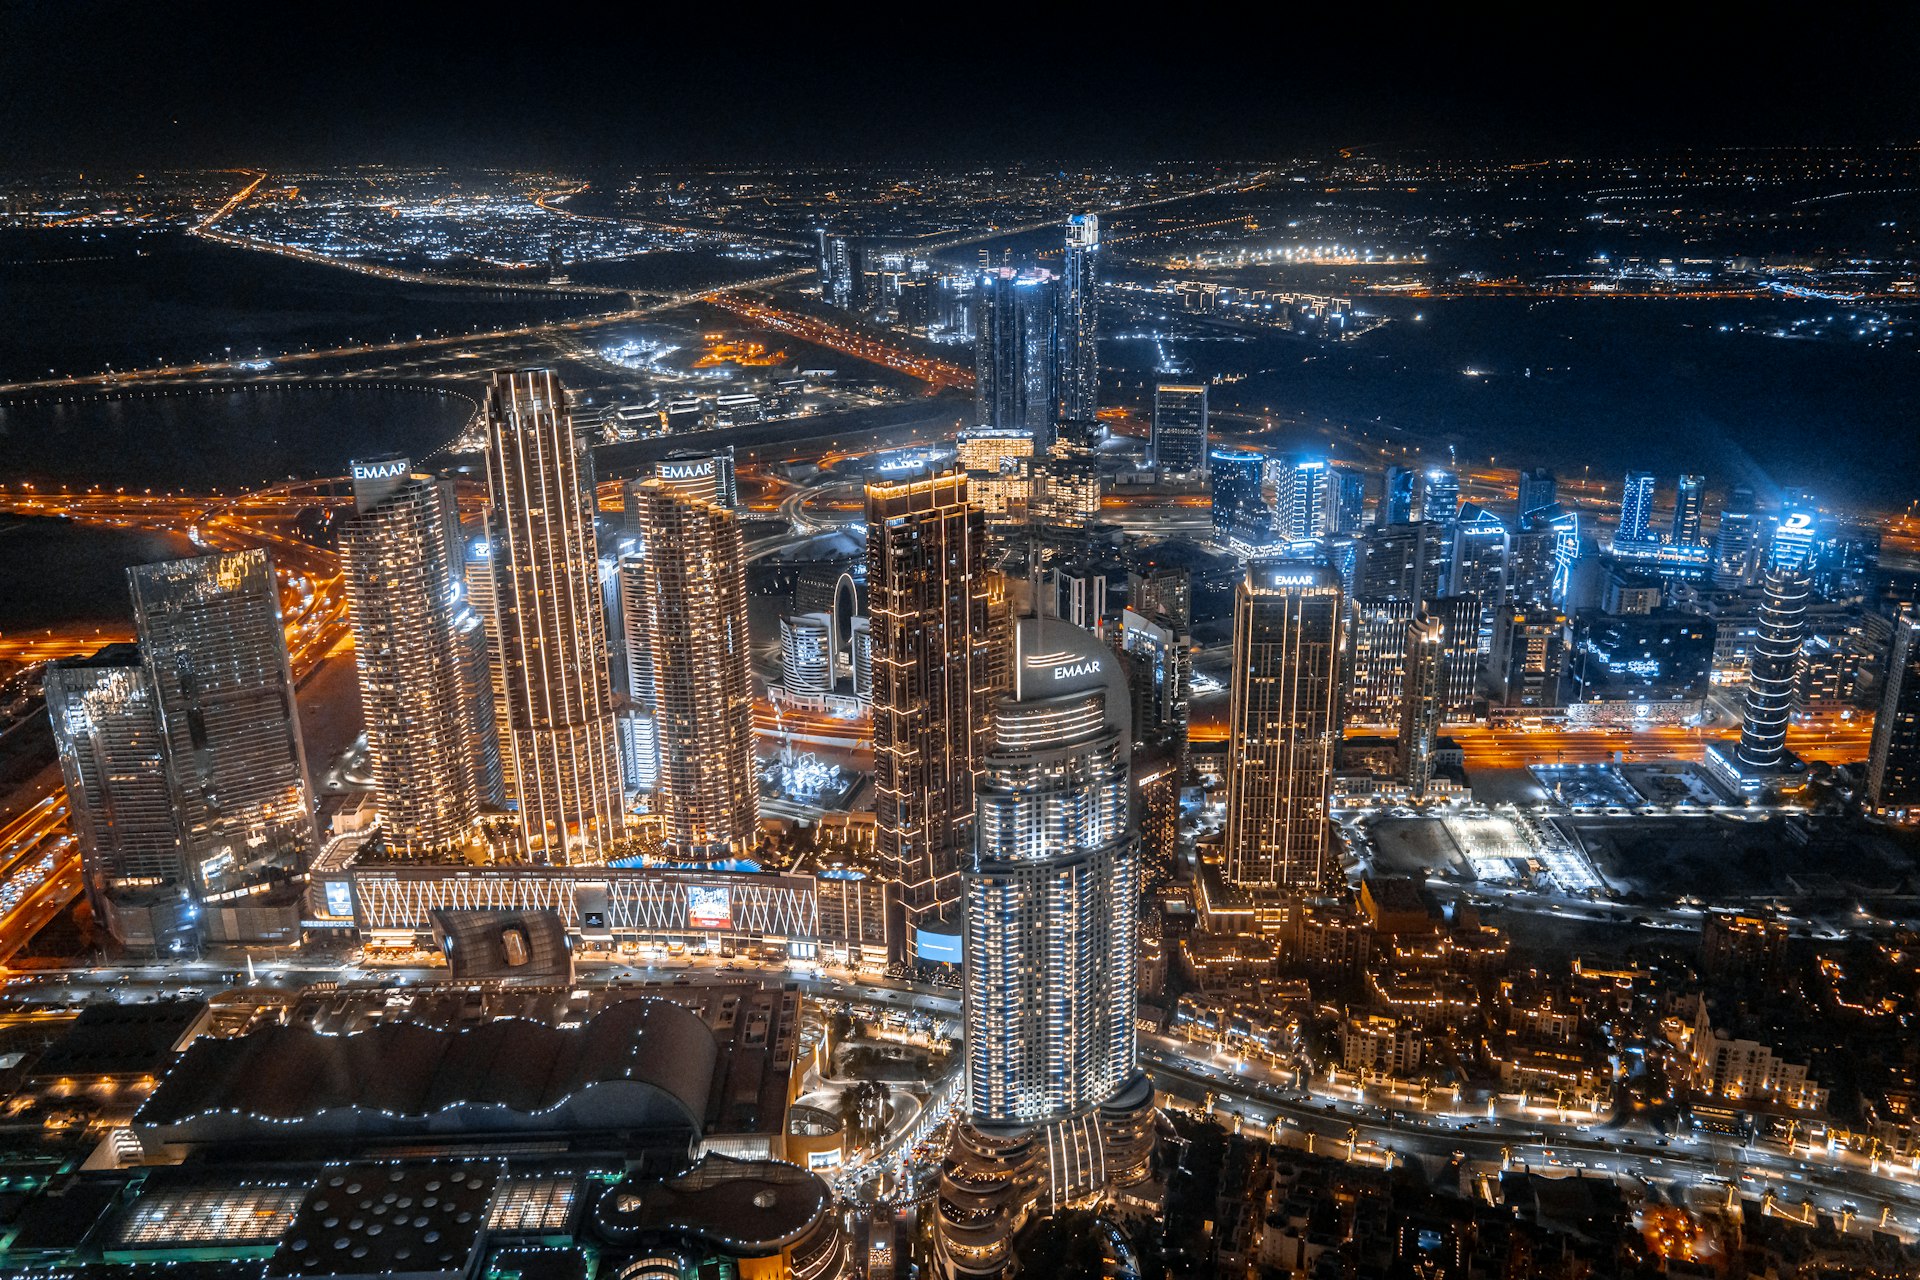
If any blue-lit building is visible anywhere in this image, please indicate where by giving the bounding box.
[975,267,1057,444]
[1672,473,1706,545]
[1616,471,1658,547]
[1381,465,1416,526]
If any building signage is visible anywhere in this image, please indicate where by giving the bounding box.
[687,885,732,929]
[1270,572,1319,588]
[658,460,715,481]
[351,459,410,481]
[1051,660,1102,681]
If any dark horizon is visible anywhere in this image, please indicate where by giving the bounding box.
[6,7,1920,170]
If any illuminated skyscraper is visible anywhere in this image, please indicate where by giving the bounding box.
[964,617,1138,1120]
[340,456,490,855]
[866,473,992,956]
[1150,383,1208,475]
[479,369,625,861]
[1866,612,1920,822]
[1272,457,1330,541]
[1417,467,1458,522]
[1398,614,1447,796]
[1223,563,1345,894]
[780,613,836,697]
[128,549,317,915]
[1672,473,1706,545]
[1616,470,1658,546]
[631,480,760,861]
[1736,497,1818,772]
[974,267,1056,443]
[1713,485,1758,589]
[1055,214,1100,424]
[45,645,189,952]
[1381,465,1416,526]
[1359,521,1447,601]
[1446,502,1510,655]
[940,618,1151,1276]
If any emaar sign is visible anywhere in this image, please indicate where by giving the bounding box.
[351,458,410,482]
[1052,659,1102,681]
[659,460,715,481]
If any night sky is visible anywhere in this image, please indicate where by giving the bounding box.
[4,7,1920,169]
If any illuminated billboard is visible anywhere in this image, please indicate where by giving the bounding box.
[687,885,732,930]
[324,881,354,918]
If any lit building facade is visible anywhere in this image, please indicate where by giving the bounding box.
[1398,614,1447,796]
[45,645,190,952]
[1223,563,1345,894]
[866,474,992,956]
[632,479,760,861]
[941,620,1151,1277]
[1616,470,1658,546]
[1055,214,1099,424]
[479,369,625,861]
[128,549,317,908]
[339,457,489,855]
[974,268,1056,443]
[1736,501,1817,771]
[1150,383,1208,475]
[1866,611,1920,822]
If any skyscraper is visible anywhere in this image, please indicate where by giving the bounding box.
[1055,214,1099,424]
[1672,473,1706,545]
[1736,498,1818,772]
[974,267,1056,443]
[1398,614,1447,796]
[479,369,625,861]
[128,549,317,915]
[1150,383,1208,474]
[1223,563,1345,895]
[45,645,189,952]
[963,616,1138,1122]
[1866,611,1920,822]
[339,456,489,856]
[866,473,992,957]
[1616,470,1658,546]
[1516,467,1557,524]
[1381,465,1416,527]
[1272,457,1331,541]
[1418,468,1460,525]
[1712,485,1757,589]
[940,618,1152,1276]
[1447,502,1510,655]
[631,480,760,860]
[1358,521,1447,601]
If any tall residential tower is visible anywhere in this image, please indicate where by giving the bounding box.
[479,369,625,860]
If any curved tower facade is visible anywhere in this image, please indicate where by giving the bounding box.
[939,618,1152,1278]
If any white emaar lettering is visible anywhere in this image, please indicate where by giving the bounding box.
[1052,659,1102,680]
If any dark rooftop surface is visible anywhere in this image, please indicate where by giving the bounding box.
[594,1154,829,1253]
[33,999,206,1079]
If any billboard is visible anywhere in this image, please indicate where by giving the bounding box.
[687,885,732,930]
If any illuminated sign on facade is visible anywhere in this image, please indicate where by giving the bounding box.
[1051,660,1102,681]
[658,460,715,481]
[351,459,411,482]
[687,885,732,929]
[324,880,354,917]
[1269,572,1319,589]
